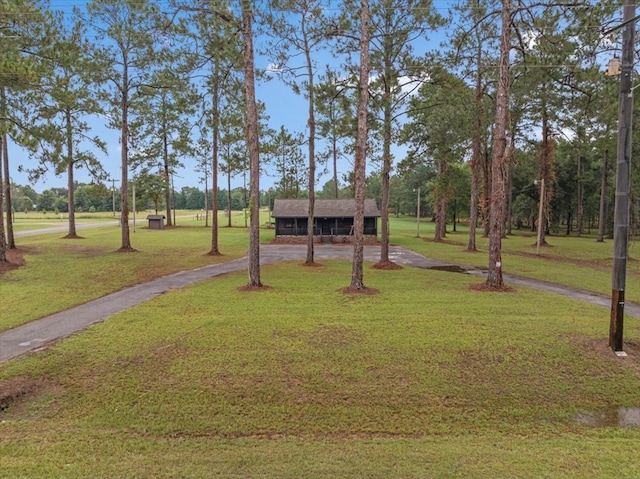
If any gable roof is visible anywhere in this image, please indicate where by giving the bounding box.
[272,199,381,218]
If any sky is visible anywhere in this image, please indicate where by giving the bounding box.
[7,0,455,195]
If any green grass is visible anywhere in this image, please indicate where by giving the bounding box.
[3,209,280,332]
[391,216,640,303]
[11,209,258,231]
[2,260,640,477]
[3,214,640,477]
[2,216,251,332]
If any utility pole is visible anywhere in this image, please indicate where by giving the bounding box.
[609,0,635,353]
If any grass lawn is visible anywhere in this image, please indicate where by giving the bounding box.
[10,209,254,232]
[2,214,640,477]
[391,216,640,304]
[2,212,256,332]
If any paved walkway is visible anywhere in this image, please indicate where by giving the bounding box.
[1,244,637,363]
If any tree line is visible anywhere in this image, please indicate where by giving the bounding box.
[9,182,269,215]
[0,0,631,291]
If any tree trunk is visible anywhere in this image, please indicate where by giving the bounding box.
[227,169,232,227]
[332,133,338,198]
[537,106,553,247]
[210,88,221,255]
[468,149,479,250]
[163,133,173,227]
[120,60,132,251]
[486,0,510,288]
[350,0,370,291]
[434,196,447,241]
[204,181,209,227]
[379,120,391,260]
[482,147,491,237]
[1,87,14,249]
[161,94,172,227]
[577,155,584,236]
[597,149,608,242]
[0,133,6,263]
[467,1,484,251]
[304,27,316,265]
[242,0,261,287]
[65,109,77,238]
[379,13,393,264]
[2,129,14,249]
[467,56,483,250]
[434,159,448,241]
[504,145,513,238]
[243,169,248,228]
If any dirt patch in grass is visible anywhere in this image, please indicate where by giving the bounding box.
[0,246,33,276]
[421,237,467,247]
[60,244,107,258]
[510,250,616,273]
[340,286,380,295]
[530,240,553,248]
[0,376,63,417]
[579,338,640,372]
[301,261,323,268]
[0,377,39,411]
[372,261,403,270]
[238,284,273,292]
[469,282,516,293]
[307,325,363,348]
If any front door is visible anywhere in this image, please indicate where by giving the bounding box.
[319,218,332,235]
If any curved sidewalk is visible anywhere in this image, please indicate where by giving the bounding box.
[1,244,637,363]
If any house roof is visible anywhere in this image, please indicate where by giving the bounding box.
[272,199,381,218]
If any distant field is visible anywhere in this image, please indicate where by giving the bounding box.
[10,209,257,232]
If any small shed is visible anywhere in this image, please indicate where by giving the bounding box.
[271,198,381,244]
[146,214,165,230]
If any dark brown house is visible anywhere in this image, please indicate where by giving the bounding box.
[271,198,381,244]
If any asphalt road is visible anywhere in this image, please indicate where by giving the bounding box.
[1,244,637,364]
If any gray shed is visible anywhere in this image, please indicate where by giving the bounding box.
[146,214,165,230]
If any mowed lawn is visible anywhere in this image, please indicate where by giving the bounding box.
[2,217,640,477]
[2,212,254,332]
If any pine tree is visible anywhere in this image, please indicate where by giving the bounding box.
[84,0,167,252]
[21,13,107,239]
[241,0,263,287]
[349,0,371,291]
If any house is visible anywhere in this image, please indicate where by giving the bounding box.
[271,198,381,244]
